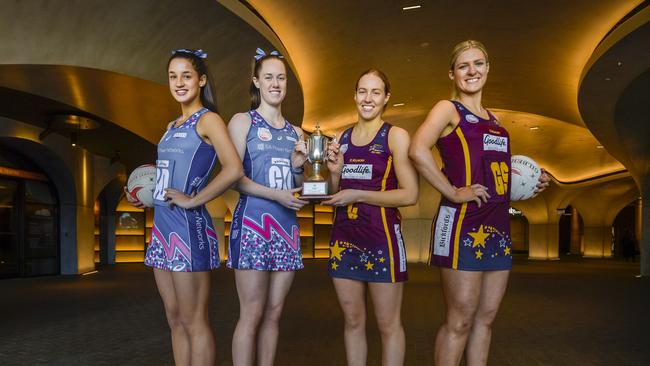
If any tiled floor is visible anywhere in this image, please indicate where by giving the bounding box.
[1,257,648,365]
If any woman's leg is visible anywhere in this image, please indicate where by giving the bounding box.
[333,278,368,366]
[171,271,215,366]
[256,271,295,366]
[465,270,509,366]
[232,270,270,366]
[153,268,190,366]
[434,268,482,366]
[368,282,405,366]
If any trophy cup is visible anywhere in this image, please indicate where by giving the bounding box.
[299,123,331,201]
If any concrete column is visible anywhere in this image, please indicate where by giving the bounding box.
[641,186,650,276]
[636,198,642,247]
[73,148,95,273]
[582,226,612,258]
[528,224,559,260]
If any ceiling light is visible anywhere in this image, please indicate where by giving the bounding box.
[529,126,539,131]
[605,77,611,81]
[617,61,623,67]
[393,102,405,107]
[596,145,604,149]
[402,5,421,10]
[71,132,77,147]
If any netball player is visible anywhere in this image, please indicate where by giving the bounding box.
[227,48,308,366]
[409,40,549,366]
[128,49,243,366]
[323,69,419,366]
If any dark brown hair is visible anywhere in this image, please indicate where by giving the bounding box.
[250,54,287,109]
[168,51,218,113]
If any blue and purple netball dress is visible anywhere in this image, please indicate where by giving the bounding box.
[227,110,303,271]
[429,100,512,271]
[328,122,408,283]
[144,108,220,272]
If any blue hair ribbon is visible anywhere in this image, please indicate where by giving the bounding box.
[171,48,207,59]
[254,47,283,61]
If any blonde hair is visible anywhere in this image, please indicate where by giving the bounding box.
[449,40,489,99]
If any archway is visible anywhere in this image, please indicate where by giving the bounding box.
[558,205,584,258]
[612,200,639,261]
[0,138,74,276]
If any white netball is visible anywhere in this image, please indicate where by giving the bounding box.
[510,155,541,201]
[127,164,157,208]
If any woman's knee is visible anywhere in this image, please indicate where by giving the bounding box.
[341,306,366,330]
[376,313,402,336]
[473,305,500,328]
[262,300,286,324]
[239,301,266,328]
[164,306,185,331]
[445,304,478,335]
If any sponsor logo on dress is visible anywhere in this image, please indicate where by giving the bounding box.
[466,114,479,123]
[172,132,187,138]
[369,143,384,154]
[433,206,457,257]
[342,164,372,180]
[257,127,272,142]
[394,224,407,272]
[271,158,290,166]
[483,134,508,152]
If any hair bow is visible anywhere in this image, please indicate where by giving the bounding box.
[171,48,208,59]
[254,47,283,61]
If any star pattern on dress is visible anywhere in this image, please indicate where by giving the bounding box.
[475,249,483,260]
[469,225,489,248]
[330,240,345,260]
[463,237,473,247]
[365,261,374,270]
[331,262,338,270]
[360,253,369,263]
[379,257,385,263]
[499,238,507,247]
[504,247,511,256]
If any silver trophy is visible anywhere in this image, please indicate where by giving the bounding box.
[299,122,331,200]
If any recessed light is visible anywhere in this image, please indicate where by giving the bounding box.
[605,77,611,81]
[392,102,405,107]
[596,145,604,149]
[617,61,623,67]
[529,126,539,131]
[402,5,421,10]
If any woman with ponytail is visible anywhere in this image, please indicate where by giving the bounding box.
[227,48,308,366]
[126,48,243,365]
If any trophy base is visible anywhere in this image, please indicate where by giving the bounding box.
[299,181,330,202]
[297,194,332,202]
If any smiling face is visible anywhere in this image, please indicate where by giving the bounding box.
[354,73,390,121]
[253,58,287,107]
[168,57,206,104]
[449,47,489,96]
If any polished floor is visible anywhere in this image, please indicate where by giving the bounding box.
[1,257,648,366]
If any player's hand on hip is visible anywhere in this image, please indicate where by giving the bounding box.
[274,187,308,211]
[453,184,490,207]
[163,188,196,209]
[123,186,145,209]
